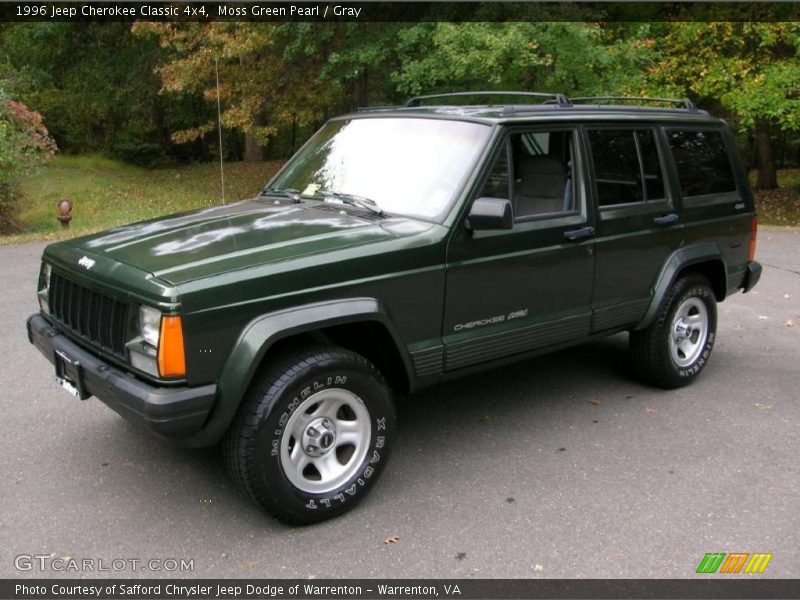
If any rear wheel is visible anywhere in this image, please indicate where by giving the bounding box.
[631,274,717,389]
[224,345,395,524]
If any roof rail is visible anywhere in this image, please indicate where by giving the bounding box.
[569,96,697,110]
[356,105,407,113]
[405,91,572,108]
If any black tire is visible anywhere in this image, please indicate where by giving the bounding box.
[630,274,718,389]
[224,345,395,524]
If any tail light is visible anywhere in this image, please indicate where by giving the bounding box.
[748,217,758,262]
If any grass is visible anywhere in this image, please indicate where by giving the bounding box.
[1,155,282,243]
[752,168,800,228]
[1,155,798,244]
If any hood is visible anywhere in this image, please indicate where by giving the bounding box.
[61,199,435,286]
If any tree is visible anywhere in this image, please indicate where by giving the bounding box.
[134,23,407,159]
[0,22,210,163]
[392,22,651,98]
[640,23,800,189]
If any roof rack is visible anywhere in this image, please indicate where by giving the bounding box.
[570,96,697,110]
[405,91,572,108]
[356,105,407,113]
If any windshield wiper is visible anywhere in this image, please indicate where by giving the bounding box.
[261,187,303,203]
[318,190,384,216]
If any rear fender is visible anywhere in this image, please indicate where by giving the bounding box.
[635,244,726,331]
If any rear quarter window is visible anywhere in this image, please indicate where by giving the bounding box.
[666,129,737,198]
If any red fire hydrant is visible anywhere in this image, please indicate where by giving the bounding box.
[57,198,73,229]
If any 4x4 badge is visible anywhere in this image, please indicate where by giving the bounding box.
[78,256,95,270]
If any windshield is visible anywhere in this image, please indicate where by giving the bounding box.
[267,117,492,220]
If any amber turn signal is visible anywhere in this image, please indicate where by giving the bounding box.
[158,315,186,377]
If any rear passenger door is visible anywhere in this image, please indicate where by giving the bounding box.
[586,126,684,332]
[664,127,753,291]
[443,127,596,371]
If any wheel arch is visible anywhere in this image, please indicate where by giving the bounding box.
[635,244,727,331]
[199,298,413,446]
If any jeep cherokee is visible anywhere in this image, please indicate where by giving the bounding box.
[27,92,762,523]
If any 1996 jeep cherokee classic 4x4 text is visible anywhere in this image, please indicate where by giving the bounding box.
[27,92,762,523]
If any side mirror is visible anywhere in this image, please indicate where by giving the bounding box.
[466,197,513,231]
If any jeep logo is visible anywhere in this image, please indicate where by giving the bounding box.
[77,256,95,270]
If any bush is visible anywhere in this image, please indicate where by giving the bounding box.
[109,141,167,167]
[0,93,57,210]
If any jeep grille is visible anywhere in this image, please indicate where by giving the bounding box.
[49,271,129,357]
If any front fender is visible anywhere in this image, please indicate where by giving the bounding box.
[191,298,411,446]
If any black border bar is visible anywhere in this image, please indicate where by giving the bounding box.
[3,579,800,600]
[3,2,800,22]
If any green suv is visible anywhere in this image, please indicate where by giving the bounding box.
[27,92,762,523]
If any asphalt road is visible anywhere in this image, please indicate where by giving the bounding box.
[1,229,798,580]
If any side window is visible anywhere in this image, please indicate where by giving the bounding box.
[667,129,737,198]
[512,130,576,219]
[478,144,510,200]
[638,129,666,201]
[588,128,666,206]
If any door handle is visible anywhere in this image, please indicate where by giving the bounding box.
[563,226,595,241]
[653,213,679,226]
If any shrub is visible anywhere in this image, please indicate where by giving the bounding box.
[109,141,167,167]
[0,92,57,210]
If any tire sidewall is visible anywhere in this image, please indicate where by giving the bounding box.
[250,355,394,521]
[663,279,717,382]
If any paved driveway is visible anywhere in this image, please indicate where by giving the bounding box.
[1,229,798,579]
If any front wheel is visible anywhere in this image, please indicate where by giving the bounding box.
[630,274,718,389]
[224,345,395,524]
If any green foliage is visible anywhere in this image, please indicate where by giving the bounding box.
[0,23,213,160]
[109,142,167,168]
[392,22,653,98]
[639,23,800,133]
[0,89,57,210]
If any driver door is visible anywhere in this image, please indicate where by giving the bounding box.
[442,127,596,371]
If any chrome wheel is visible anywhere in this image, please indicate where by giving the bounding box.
[279,388,372,494]
[669,297,709,368]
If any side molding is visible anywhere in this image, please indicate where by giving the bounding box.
[198,298,412,446]
[635,244,726,331]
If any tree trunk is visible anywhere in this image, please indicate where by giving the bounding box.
[755,118,778,190]
[240,53,266,162]
[243,132,264,162]
[290,114,297,155]
[350,68,369,112]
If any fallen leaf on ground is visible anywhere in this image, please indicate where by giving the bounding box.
[384,535,400,544]
[784,319,795,328]
[755,403,772,411]
[645,406,656,413]
[589,398,602,406]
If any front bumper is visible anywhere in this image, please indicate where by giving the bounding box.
[27,314,217,440]
[741,260,762,293]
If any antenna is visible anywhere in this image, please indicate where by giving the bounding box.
[215,57,226,205]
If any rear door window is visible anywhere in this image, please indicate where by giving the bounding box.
[587,129,666,207]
